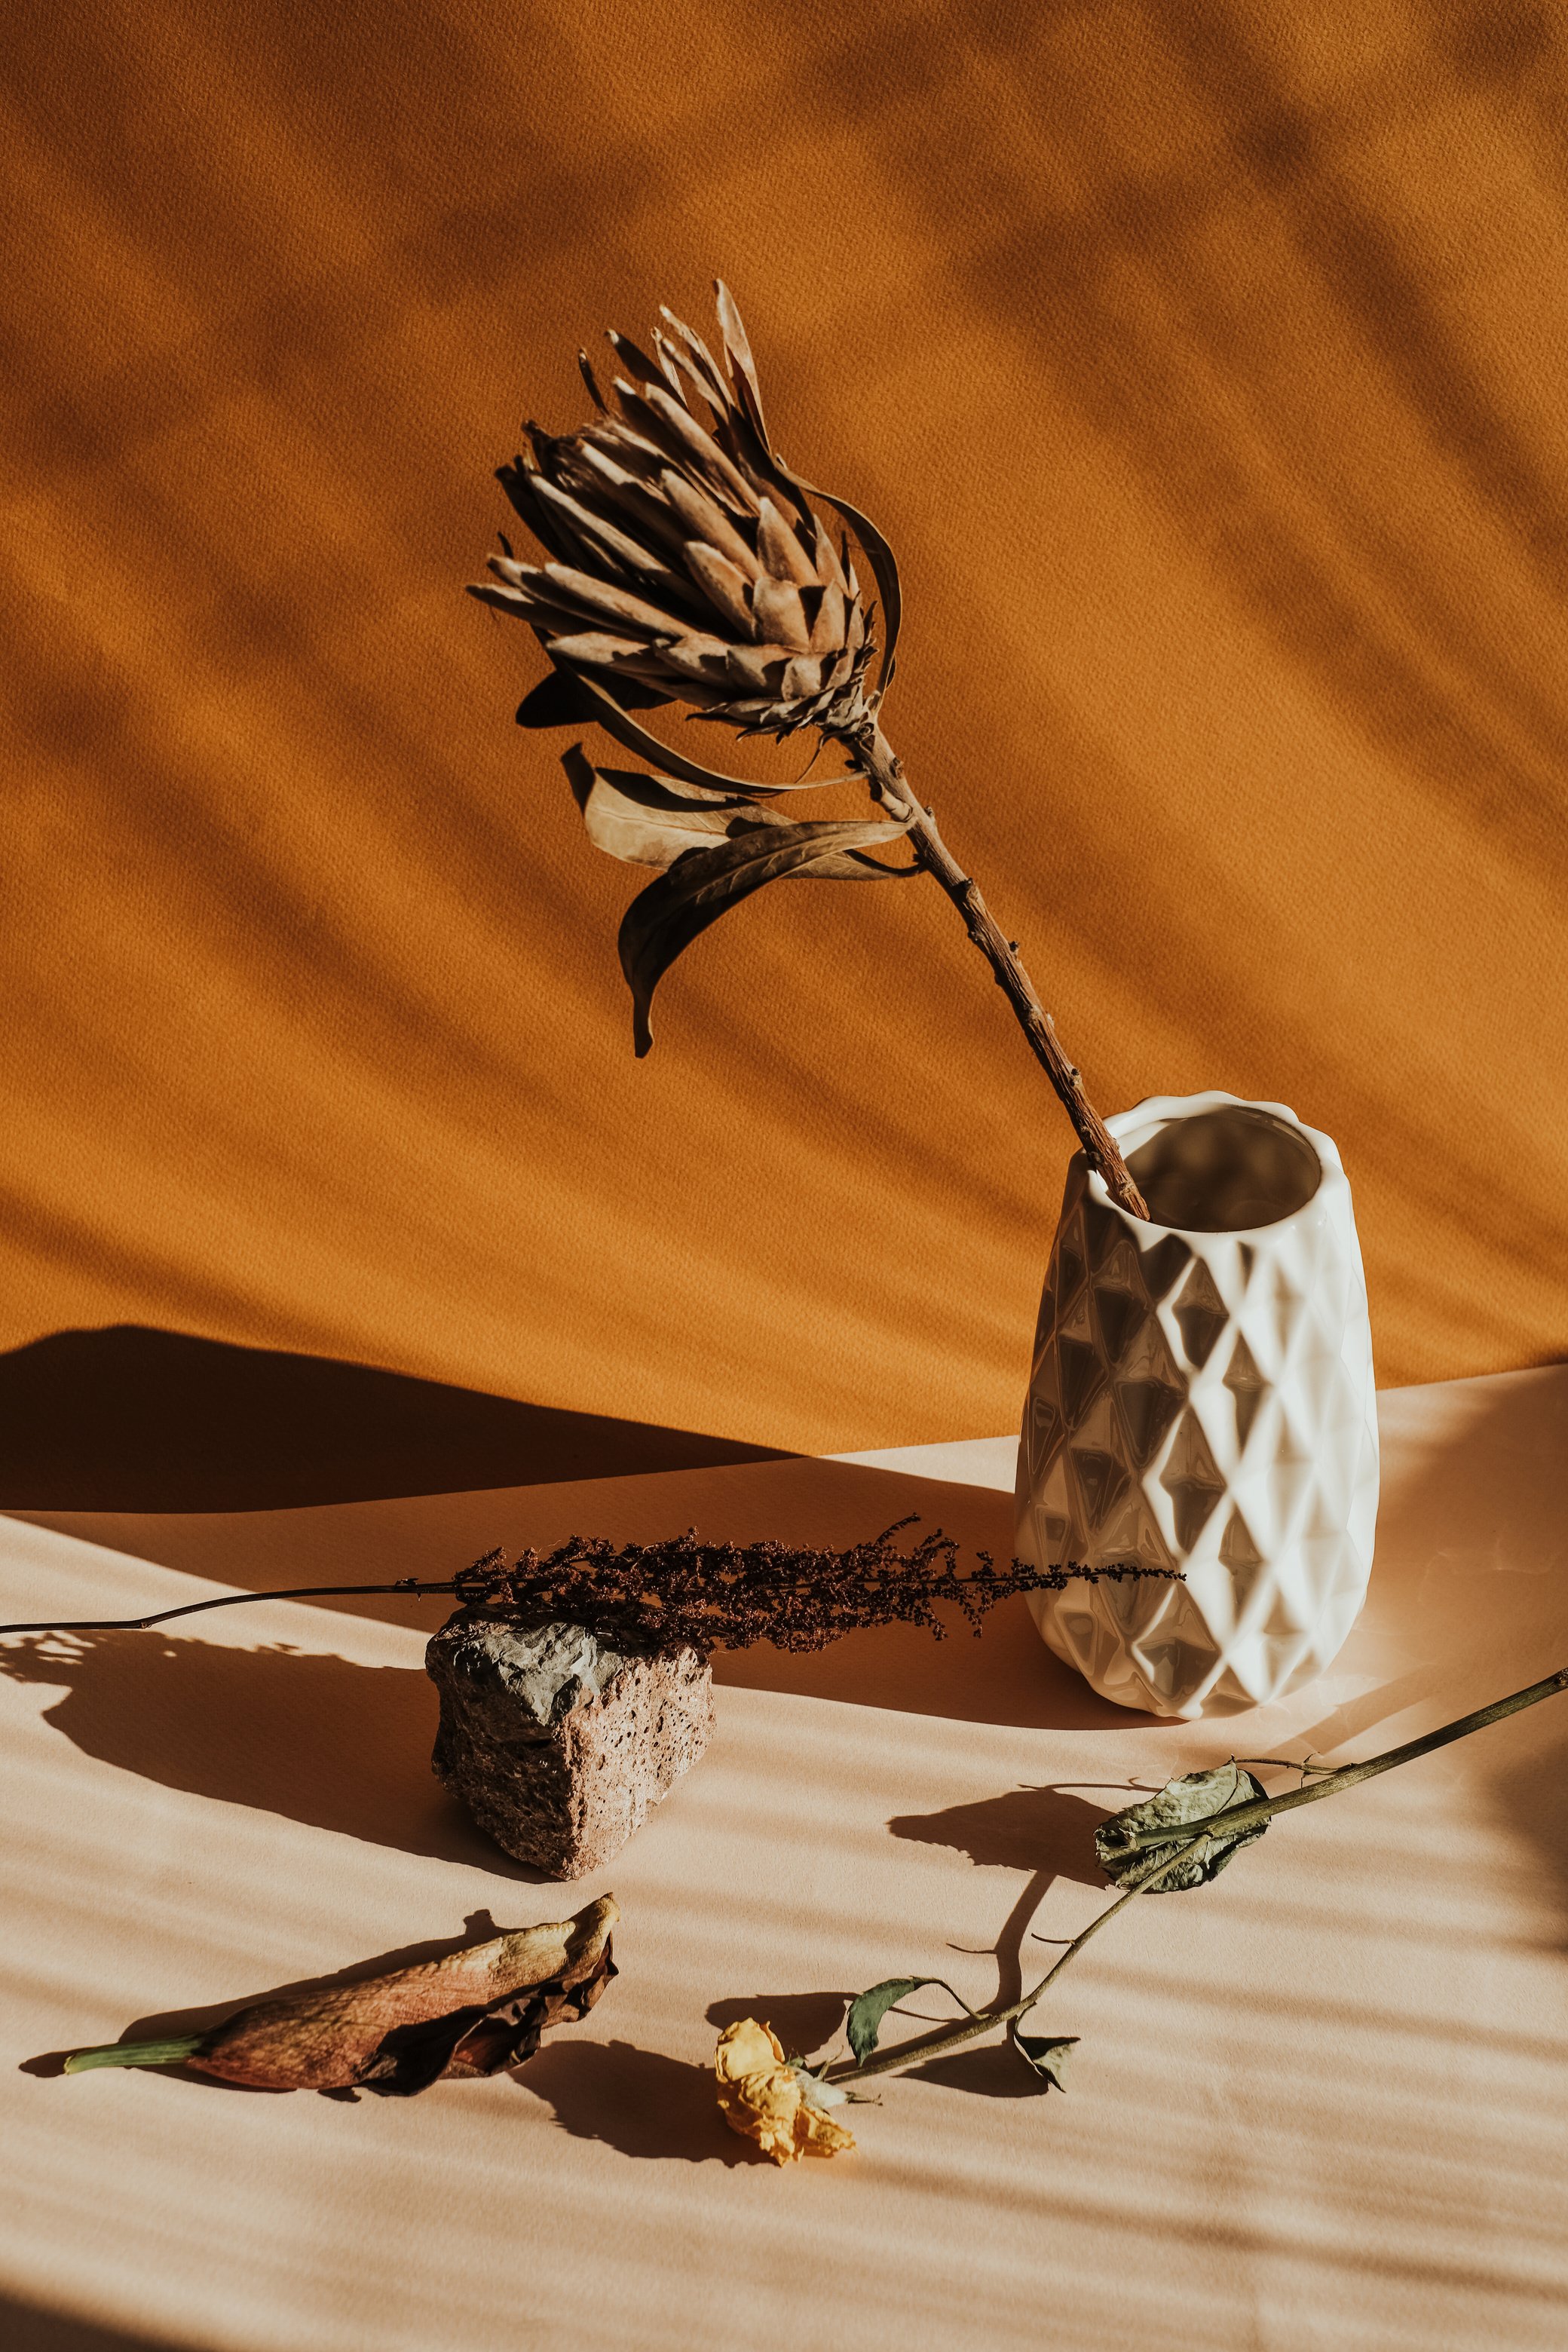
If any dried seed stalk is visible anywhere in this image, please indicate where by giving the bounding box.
[0,1522,1181,1646]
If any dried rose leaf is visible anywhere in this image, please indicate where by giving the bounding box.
[65,1895,617,2095]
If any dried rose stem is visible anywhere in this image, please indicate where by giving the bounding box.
[823,1664,1568,2087]
[822,1843,1187,2087]
[1112,1665,1568,1853]
[849,721,1149,1220]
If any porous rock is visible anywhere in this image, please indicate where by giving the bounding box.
[426,1613,713,1876]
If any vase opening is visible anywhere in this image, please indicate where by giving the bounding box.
[1125,1106,1321,1233]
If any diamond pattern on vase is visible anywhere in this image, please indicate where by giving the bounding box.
[1269,1415,1314,1539]
[1016,1092,1380,1718]
[1160,1408,1227,1549]
[1271,1261,1303,1356]
[1029,1450,1078,1564]
[1136,1231,1192,1302]
[1067,1391,1133,1534]
[1112,1313,1185,1469]
[1054,1289,1107,1429]
[1094,1486,1176,1574]
[1055,1217,1087,1308]
[1025,1388,1060,1484]
[1091,1238,1148,1364]
[1222,1331,1268,1451]
[1296,1336,1363,1434]
[1171,1260,1229,1369]
[1218,1506,1266,1607]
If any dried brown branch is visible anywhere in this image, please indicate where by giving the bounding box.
[845,722,1148,1216]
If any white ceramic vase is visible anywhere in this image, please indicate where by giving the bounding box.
[1014,1091,1379,1717]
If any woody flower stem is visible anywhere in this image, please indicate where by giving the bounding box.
[850,721,1150,1220]
[822,1844,1189,2087]
[822,1665,1568,2088]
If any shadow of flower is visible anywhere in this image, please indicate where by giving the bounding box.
[516,2038,752,2164]
[704,1989,853,2056]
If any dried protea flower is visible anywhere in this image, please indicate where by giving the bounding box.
[470,287,879,740]
[470,283,1147,1214]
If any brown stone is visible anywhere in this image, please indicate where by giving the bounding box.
[426,1613,713,1877]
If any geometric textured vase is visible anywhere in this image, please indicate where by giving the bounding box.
[1015,1092,1379,1717]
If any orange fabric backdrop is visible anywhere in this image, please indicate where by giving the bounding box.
[4,0,1565,1454]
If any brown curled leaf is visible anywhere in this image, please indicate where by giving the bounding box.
[619,813,914,1055]
[564,745,914,880]
[64,1895,617,2094]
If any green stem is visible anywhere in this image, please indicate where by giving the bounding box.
[1112,1668,1568,1857]
[63,2035,208,2074]
[821,1843,1190,2085]
[823,1664,1568,2088]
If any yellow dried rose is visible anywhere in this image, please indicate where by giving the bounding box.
[714,2018,856,2164]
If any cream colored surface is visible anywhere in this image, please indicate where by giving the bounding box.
[3,1365,1566,2350]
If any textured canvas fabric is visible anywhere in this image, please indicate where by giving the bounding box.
[5,2,1566,1453]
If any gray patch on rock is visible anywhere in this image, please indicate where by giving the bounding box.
[427,1612,713,1878]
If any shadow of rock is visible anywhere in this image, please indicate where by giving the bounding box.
[0,1325,790,1510]
[517,2038,749,2164]
[705,1989,853,2056]
[889,1786,1110,1885]
[0,1629,543,1873]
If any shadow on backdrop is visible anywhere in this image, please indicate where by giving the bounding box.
[0,1325,791,1510]
[0,2294,188,2352]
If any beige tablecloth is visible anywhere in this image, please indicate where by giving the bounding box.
[3,1364,1566,2350]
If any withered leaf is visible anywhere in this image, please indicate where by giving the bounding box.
[1094,1763,1269,1892]
[565,746,913,881]
[714,278,770,452]
[1009,2022,1079,2091]
[65,1896,617,2094]
[517,667,671,726]
[844,1975,974,2068]
[569,666,824,795]
[786,471,902,694]
[619,813,914,1056]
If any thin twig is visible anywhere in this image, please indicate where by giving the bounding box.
[0,1583,439,1640]
[0,1531,1181,1648]
[822,1664,1568,2087]
[822,1843,1190,2085]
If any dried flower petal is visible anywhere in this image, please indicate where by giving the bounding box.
[714,2018,855,2164]
[65,1896,618,2096]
